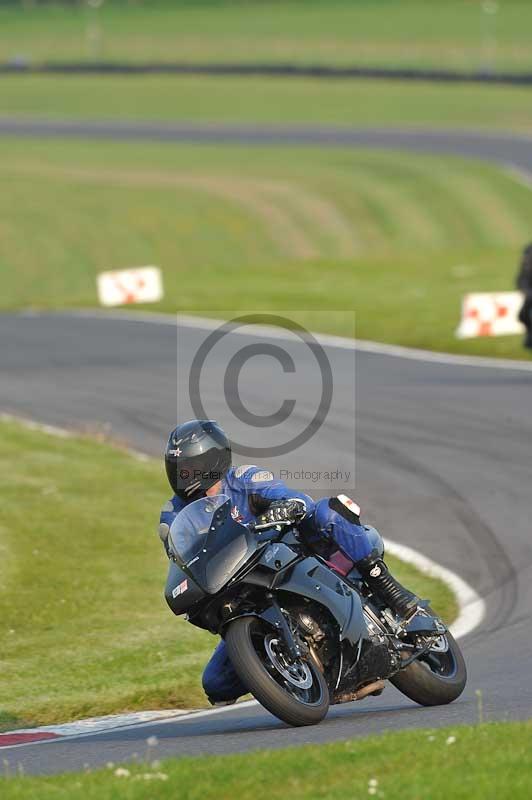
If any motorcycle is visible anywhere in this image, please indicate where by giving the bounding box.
[164,494,467,727]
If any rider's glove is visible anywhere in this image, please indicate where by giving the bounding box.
[255,499,307,530]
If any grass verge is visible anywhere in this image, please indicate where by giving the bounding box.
[2,722,531,799]
[0,417,456,730]
[3,75,532,133]
[1,137,530,359]
[1,0,532,73]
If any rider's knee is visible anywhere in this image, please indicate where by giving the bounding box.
[312,497,339,531]
[202,658,233,700]
[364,525,384,558]
[312,497,382,562]
[202,642,247,701]
[202,643,226,695]
[202,664,224,699]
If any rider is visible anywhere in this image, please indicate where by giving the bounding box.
[516,242,532,349]
[159,419,420,705]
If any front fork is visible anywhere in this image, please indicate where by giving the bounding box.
[223,593,303,662]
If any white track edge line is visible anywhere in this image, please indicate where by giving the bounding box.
[22,308,532,372]
[0,701,259,752]
[383,537,485,640]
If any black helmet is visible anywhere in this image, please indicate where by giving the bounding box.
[164,420,231,501]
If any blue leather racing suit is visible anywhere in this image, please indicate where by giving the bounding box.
[160,464,381,702]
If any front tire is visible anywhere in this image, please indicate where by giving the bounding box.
[390,629,467,706]
[225,616,329,726]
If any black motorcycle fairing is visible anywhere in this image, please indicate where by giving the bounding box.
[238,555,369,649]
[257,542,300,572]
[169,495,259,595]
[276,559,369,648]
[165,561,205,616]
[166,503,368,651]
[199,521,257,594]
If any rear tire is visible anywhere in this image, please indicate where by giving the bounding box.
[390,629,467,706]
[225,616,329,726]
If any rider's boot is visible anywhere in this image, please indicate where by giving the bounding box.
[207,697,237,708]
[355,552,420,617]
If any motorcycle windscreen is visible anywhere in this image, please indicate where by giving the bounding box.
[168,494,257,594]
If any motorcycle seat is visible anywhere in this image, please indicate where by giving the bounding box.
[324,549,354,577]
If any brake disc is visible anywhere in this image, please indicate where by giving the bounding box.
[264,635,313,689]
[428,635,449,653]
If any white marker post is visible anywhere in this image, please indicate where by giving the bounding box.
[456,291,524,339]
[97,267,163,307]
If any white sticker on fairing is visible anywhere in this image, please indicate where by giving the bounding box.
[172,579,188,599]
[251,470,274,483]
[337,494,361,516]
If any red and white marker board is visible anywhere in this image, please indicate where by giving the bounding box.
[456,291,525,339]
[97,266,163,307]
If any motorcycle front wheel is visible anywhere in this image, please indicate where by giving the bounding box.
[225,616,329,726]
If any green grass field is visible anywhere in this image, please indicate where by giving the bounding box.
[0,417,456,730]
[2,722,531,799]
[1,0,531,73]
[4,73,532,133]
[0,137,530,358]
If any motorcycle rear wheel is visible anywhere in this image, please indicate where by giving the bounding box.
[225,616,329,726]
[390,628,467,706]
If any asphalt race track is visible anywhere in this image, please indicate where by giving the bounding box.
[1,118,532,774]
[1,307,531,774]
[1,118,532,177]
